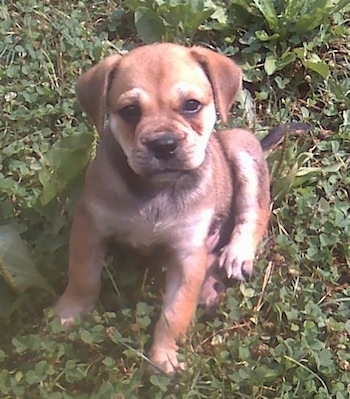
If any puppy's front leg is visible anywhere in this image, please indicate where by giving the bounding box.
[219,128,271,280]
[54,201,106,324]
[149,247,207,375]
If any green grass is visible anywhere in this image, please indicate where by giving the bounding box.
[0,0,349,397]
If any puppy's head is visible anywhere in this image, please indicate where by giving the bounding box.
[76,43,242,181]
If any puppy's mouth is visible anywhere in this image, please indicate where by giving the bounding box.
[130,154,202,182]
[144,168,187,182]
[129,134,202,181]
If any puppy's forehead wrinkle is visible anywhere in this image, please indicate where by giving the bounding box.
[171,82,212,102]
[119,88,144,100]
[114,88,149,107]
[116,47,210,89]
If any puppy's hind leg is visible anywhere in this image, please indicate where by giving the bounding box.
[54,201,106,324]
[218,128,271,281]
[198,253,226,317]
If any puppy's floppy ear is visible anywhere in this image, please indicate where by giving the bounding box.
[76,54,121,137]
[191,47,242,124]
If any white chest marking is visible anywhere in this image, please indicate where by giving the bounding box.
[90,201,214,250]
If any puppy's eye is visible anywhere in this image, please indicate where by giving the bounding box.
[118,104,141,123]
[182,99,202,115]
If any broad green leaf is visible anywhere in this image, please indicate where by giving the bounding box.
[274,76,291,89]
[230,0,252,11]
[302,59,330,78]
[185,8,214,35]
[284,0,306,21]
[314,349,334,370]
[255,30,280,41]
[295,2,330,34]
[333,0,350,13]
[135,7,167,43]
[238,88,255,127]
[150,374,171,392]
[296,162,342,175]
[272,169,297,203]
[275,52,296,72]
[38,132,94,205]
[253,0,278,31]
[294,47,306,59]
[158,0,214,39]
[80,330,94,345]
[0,226,54,294]
[210,4,228,25]
[168,0,182,6]
[264,51,296,75]
[264,55,277,75]
[294,48,330,78]
[123,0,146,11]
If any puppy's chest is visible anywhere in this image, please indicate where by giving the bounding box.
[90,198,214,250]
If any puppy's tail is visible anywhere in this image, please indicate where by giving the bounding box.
[260,122,311,151]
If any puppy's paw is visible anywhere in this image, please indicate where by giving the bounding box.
[148,347,182,376]
[54,295,95,325]
[219,238,255,280]
[199,273,225,316]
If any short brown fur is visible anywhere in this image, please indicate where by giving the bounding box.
[55,43,270,375]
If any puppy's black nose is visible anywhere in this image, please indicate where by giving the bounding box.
[148,135,179,160]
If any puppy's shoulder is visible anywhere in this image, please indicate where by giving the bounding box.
[216,128,262,154]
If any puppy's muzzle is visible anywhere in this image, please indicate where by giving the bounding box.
[133,131,198,180]
[146,134,179,160]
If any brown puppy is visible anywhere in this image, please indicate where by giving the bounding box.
[54,43,271,375]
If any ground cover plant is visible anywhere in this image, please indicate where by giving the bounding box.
[0,0,349,397]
